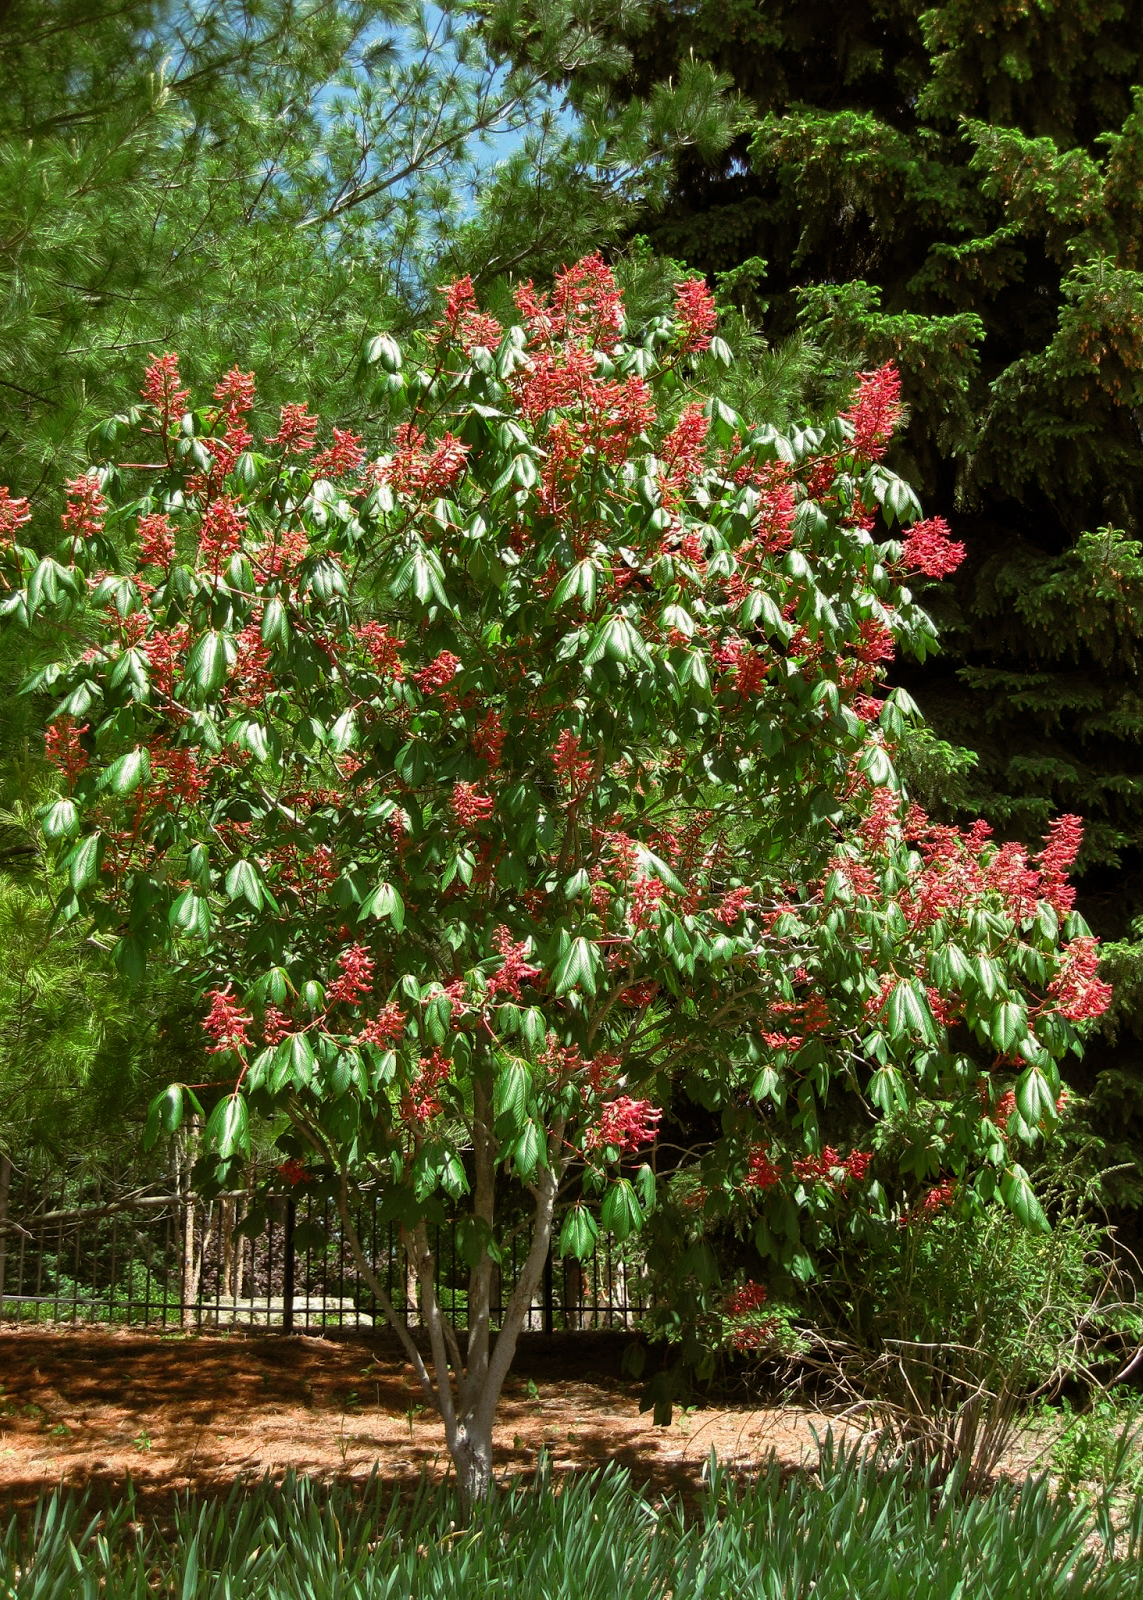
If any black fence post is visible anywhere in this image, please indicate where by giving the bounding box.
[282,1198,296,1334]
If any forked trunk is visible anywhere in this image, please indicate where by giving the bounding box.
[332,1109,568,1518]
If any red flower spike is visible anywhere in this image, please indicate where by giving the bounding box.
[901,515,966,579]
[489,926,543,1000]
[451,782,494,828]
[842,363,904,462]
[136,513,175,570]
[412,651,461,694]
[473,709,506,768]
[140,352,190,430]
[202,986,253,1055]
[673,277,718,354]
[213,368,255,418]
[327,943,375,1006]
[583,1096,662,1153]
[273,403,319,456]
[0,486,31,551]
[61,475,106,542]
[358,1001,406,1048]
[353,622,405,679]
[44,716,90,785]
[311,428,366,479]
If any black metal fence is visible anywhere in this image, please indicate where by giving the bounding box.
[0,1157,650,1334]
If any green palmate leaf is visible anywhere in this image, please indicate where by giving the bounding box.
[494,1059,530,1128]
[552,937,599,998]
[885,979,934,1044]
[101,746,150,795]
[206,1093,250,1160]
[600,1179,643,1241]
[41,798,78,840]
[992,1000,1028,1053]
[513,1120,546,1181]
[261,596,290,648]
[225,859,264,909]
[559,1203,600,1261]
[999,1164,1050,1232]
[143,1084,184,1149]
[551,558,598,611]
[360,879,404,929]
[184,630,232,696]
[1015,1065,1056,1127]
[170,889,212,939]
[66,832,103,891]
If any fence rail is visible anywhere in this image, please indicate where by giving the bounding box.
[0,1157,649,1335]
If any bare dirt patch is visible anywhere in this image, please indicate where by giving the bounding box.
[0,1326,869,1516]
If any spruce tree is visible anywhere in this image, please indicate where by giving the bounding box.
[596,0,1143,1209]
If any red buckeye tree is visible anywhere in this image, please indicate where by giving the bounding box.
[0,256,1109,1505]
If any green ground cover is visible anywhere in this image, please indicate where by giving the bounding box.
[4,1434,1143,1600]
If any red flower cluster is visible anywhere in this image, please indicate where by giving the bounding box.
[714,886,753,926]
[744,1147,782,1191]
[1049,935,1113,1021]
[432,275,503,354]
[412,650,461,693]
[276,1158,308,1188]
[150,745,212,807]
[0,485,31,551]
[375,423,468,498]
[842,363,904,462]
[140,352,190,430]
[673,277,718,354]
[901,515,965,580]
[311,428,365,480]
[212,367,255,419]
[144,624,189,701]
[660,403,709,505]
[44,716,89,784]
[473,708,506,767]
[792,1147,871,1186]
[548,252,625,345]
[922,1178,956,1213]
[583,1096,662,1153]
[629,874,665,931]
[327,943,375,1006]
[1036,814,1084,916]
[354,621,405,679]
[451,782,494,827]
[197,495,245,575]
[358,1000,406,1048]
[61,475,106,541]
[136,513,175,570]
[490,925,543,1000]
[273,403,319,455]
[202,986,253,1055]
[553,729,593,789]
[724,1281,777,1351]
[725,1280,769,1317]
[404,1047,451,1124]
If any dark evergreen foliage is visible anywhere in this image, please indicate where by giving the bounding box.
[598,0,1143,1208]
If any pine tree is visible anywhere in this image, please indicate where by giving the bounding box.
[594,0,1143,1209]
[0,0,742,1161]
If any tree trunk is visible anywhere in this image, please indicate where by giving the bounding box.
[179,1115,202,1329]
[0,1153,11,1309]
[452,1419,495,1517]
[220,1195,236,1303]
[333,1111,568,1517]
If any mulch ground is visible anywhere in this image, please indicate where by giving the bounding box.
[0,1325,878,1518]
